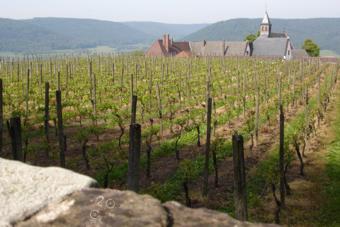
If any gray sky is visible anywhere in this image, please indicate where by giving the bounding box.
[1,0,340,24]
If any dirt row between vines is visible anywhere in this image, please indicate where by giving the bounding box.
[91,64,324,190]
[134,67,326,192]
[169,68,331,210]
[186,100,303,209]
[251,75,340,225]
[1,64,324,196]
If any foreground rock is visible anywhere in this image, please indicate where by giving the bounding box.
[0,158,97,226]
[163,201,277,227]
[18,189,277,227]
[17,189,168,227]
[0,158,278,226]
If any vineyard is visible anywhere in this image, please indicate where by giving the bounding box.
[0,55,339,224]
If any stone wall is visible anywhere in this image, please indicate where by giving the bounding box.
[0,158,278,227]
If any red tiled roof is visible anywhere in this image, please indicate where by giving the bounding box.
[173,42,191,52]
[176,50,192,58]
[145,39,168,57]
[145,35,191,57]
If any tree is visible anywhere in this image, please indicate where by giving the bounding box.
[245,31,260,42]
[302,39,320,57]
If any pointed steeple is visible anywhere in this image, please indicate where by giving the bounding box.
[260,11,272,37]
[262,11,271,25]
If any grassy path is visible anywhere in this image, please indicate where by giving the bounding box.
[319,87,340,226]
[254,78,340,226]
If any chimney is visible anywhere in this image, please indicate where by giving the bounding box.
[163,34,170,52]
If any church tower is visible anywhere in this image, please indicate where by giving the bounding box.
[260,11,272,37]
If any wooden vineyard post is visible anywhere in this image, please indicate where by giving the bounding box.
[88,59,93,107]
[66,63,69,88]
[236,62,241,114]
[0,79,3,154]
[300,61,304,98]
[317,72,321,126]
[44,82,50,143]
[148,72,152,111]
[292,68,296,107]
[156,83,163,140]
[98,55,102,75]
[57,71,61,91]
[10,61,13,82]
[88,59,93,85]
[25,68,30,124]
[49,61,52,79]
[183,180,192,207]
[146,118,154,178]
[232,133,247,221]
[112,63,115,83]
[131,95,137,125]
[120,65,124,92]
[130,74,134,100]
[17,62,20,82]
[278,70,282,106]
[56,90,66,167]
[39,63,43,85]
[264,66,268,104]
[242,73,246,118]
[7,117,23,161]
[127,123,141,192]
[54,64,56,80]
[285,62,289,110]
[304,87,309,156]
[279,104,285,207]
[203,97,212,196]
[255,70,260,146]
[92,73,97,126]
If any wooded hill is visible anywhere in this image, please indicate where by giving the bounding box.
[0,18,206,53]
[0,17,339,54]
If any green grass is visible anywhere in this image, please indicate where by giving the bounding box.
[320,50,340,58]
[246,66,336,222]
[142,65,324,205]
[319,97,340,226]
[96,92,245,187]
[143,91,282,203]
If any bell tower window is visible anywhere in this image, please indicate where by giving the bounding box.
[260,11,272,37]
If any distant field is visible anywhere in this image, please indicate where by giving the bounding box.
[321,50,340,57]
[0,45,148,57]
[2,48,338,58]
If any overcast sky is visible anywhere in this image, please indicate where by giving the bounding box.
[1,0,340,24]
